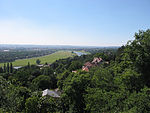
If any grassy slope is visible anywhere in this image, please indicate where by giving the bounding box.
[0,51,76,67]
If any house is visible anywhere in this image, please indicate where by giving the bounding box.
[42,89,61,98]
[82,62,94,72]
[92,57,103,64]
[37,64,44,67]
[72,70,77,73]
[82,57,103,72]
[13,66,22,69]
[82,66,89,72]
[84,62,93,68]
[39,64,51,69]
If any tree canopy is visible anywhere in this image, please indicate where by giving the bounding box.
[1,29,150,112]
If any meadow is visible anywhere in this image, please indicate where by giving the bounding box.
[0,51,76,67]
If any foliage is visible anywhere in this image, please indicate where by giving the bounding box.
[68,61,82,71]
[36,59,41,65]
[61,73,91,112]
[122,29,150,87]
[25,96,39,113]
[0,49,57,63]
[32,75,53,90]
[0,51,75,67]
[1,29,150,113]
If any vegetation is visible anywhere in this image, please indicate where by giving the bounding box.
[0,29,150,112]
[36,59,41,65]
[0,51,75,67]
[0,49,57,63]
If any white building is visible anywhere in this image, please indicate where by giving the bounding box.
[42,89,60,98]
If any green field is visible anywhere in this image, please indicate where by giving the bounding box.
[0,51,76,67]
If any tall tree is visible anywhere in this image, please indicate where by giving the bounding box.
[0,67,3,73]
[3,63,6,73]
[10,63,13,73]
[7,63,9,73]
[27,62,30,68]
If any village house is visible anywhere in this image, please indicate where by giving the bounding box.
[92,57,103,64]
[82,66,90,72]
[82,57,103,72]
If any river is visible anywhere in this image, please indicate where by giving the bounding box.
[73,51,88,56]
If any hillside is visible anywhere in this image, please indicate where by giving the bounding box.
[0,30,150,113]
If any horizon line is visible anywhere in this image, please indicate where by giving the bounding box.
[0,43,121,48]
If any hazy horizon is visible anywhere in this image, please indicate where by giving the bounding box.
[0,43,120,48]
[0,0,150,46]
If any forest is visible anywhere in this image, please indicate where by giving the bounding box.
[0,29,150,113]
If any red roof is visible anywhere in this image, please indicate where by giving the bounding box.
[84,62,93,68]
[82,57,103,72]
[82,66,89,72]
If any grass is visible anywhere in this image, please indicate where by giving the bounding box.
[0,51,76,67]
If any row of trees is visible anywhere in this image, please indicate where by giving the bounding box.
[0,62,13,73]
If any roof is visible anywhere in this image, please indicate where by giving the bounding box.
[14,66,22,69]
[82,66,89,72]
[42,89,60,98]
[81,57,103,72]
[72,70,77,73]
[84,62,93,68]
[92,57,103,64]
[37,64,44,67]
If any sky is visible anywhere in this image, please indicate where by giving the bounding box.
[0,0,150,46]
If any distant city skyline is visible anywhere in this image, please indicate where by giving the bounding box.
[0,0,150,46]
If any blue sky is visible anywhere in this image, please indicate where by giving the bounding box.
[0,0,150,46]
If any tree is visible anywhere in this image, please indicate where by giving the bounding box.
[124,87,150,112]
[85,87,130,113]
[0,76,9,110]
[36,59,41,65]
[43,67,53,76]
[91,67,115,91]
[32,75,52,90]
[10,63,13,73]
[25,96,60,113]
[3,63,6,73]
[68,61,82,71]
[7,63,9,73]
[0,67,3,73]
[57,70,70,89]
[38,96,59,113]
[62,73,91,112]
[45,62,48,65]
[122,29,150,87]
[27,62,30,68]
[5,86,31,112]
[14,70,30,86]
[25,96,39,113]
